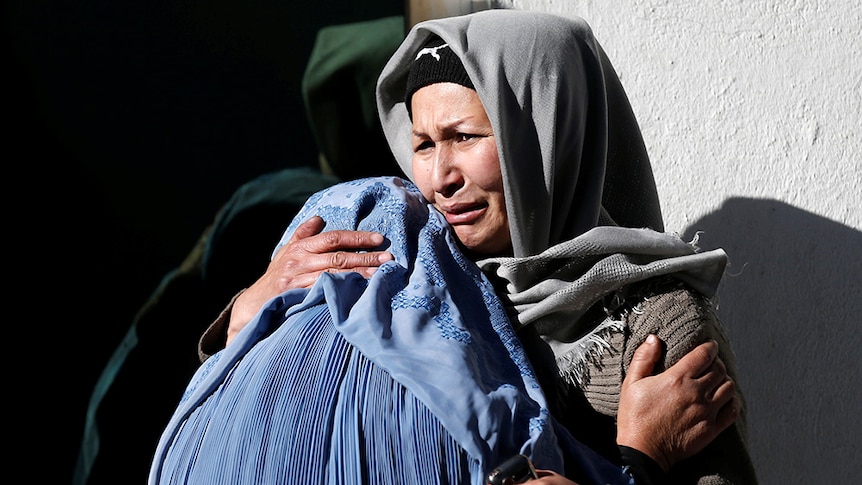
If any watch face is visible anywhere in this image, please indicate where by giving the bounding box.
[486,454,538,485]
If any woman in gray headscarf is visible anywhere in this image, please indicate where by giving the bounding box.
[194,9,756,484]
[374,9,757,484]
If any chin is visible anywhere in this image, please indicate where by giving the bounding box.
[458,238,509,258]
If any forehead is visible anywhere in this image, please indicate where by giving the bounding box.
[411,84,488,125]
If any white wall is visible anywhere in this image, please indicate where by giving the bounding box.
[509,0,861,232]
[511,2,862,484]
[419,1,862,483]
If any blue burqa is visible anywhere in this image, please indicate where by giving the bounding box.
[149,177,633,485]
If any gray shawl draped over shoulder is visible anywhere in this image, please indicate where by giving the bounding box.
[377,8,728,386]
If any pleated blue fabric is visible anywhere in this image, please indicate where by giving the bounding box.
[149,177,633,485]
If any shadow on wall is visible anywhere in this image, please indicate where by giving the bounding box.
[683,198,861,485]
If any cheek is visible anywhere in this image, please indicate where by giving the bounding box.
[472,145,503,191]
[411,156,435,201]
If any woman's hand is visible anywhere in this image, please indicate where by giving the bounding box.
[226,216,394,345]
[616,335,739,472]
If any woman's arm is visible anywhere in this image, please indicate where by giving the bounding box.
[617,335,739,472]
[620,285,758,484]
[198,290,243,361]
[506,336,738,485]
[557,282,757,484]
[197,216,393,361]
[227,216,392,346]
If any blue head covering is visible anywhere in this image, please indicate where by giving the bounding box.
[150,176,634,484]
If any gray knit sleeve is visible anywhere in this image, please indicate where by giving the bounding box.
[555,283,757,483]
[615,286,758,484]
[197,289,245,362]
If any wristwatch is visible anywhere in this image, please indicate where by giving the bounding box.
[486,454,538,485]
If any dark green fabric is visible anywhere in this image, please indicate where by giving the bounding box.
[73,168,339,485]
[75,14,405,483]
[302,15,404,180]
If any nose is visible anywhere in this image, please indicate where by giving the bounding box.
[431,143,464,198]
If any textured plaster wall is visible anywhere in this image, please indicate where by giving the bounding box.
[470,1,861,483]
[507,0,861,230]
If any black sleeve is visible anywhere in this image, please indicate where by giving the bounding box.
[618,445,667,485]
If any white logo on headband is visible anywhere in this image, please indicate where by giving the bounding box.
[415,43,450,61]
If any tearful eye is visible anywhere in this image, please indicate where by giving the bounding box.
[414,140,434,152]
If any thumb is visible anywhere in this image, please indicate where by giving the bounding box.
[627,334,663,381]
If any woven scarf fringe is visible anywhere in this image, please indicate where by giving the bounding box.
[556,317,624,389]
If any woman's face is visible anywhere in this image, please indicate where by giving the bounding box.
[410,82,511,256]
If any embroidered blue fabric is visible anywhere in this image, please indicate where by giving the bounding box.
[149,177,634,485]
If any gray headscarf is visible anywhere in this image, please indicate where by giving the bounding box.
[377,10,727,367]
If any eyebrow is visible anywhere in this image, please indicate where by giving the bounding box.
[412,117,474,138]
